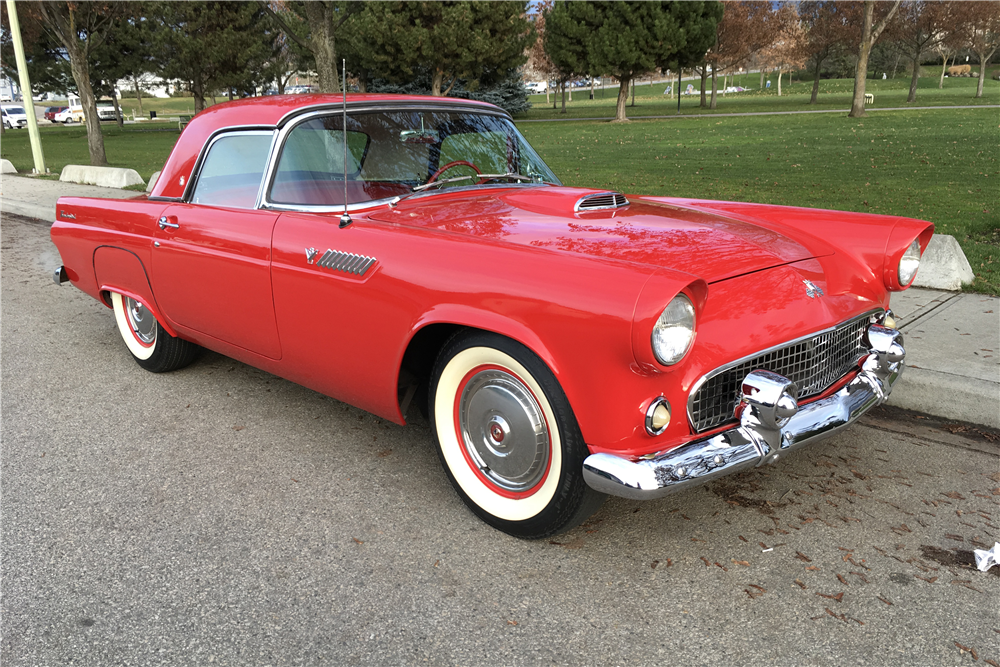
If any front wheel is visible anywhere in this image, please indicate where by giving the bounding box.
[110,292,199,372]
[429,331,604,539]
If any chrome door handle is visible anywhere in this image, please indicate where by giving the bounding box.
[158,216,179,230]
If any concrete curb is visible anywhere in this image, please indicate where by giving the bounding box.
[887,370,1000,429]
[146,171,161,193]
[913,234,975,291]
[1,199,53,222]
[59,165,144,189]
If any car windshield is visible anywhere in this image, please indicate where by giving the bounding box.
[269,108,560,208]
[5,107,24,115]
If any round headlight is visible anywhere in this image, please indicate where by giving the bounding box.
[651,294,695,365]
[898,239,921,286]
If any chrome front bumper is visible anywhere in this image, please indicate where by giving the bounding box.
[583,324,905,500]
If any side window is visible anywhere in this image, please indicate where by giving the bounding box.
[270,116,370,207]
[190,132,273,209]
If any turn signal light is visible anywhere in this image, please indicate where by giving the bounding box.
[645,398,671,436]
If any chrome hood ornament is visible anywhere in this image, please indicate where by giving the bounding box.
[803,280,824,299]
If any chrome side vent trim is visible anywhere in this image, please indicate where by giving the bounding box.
[315,249,377,276]
[575,192,629,211]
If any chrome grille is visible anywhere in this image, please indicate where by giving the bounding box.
[689,313,874,432]
[575,192,629,211]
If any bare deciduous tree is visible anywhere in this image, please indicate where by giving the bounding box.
[848,0,902,118]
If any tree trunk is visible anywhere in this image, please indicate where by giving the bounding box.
[975,49,992,98]
[811,57,823,103]
[133,74,143,117]
[630,77,635,106]
[907,50,920,103]
[709,67,718,109]
[66,42,108,166]
[939,53,948,88]
[590,77,594,99]
[849,3,876,117]
[304,2,339,93]
[850,1,901,118]
[192,79,206,114]
[545,85,550,105]
[614,76,630,121]
[568,83,572,102]
[760,69,765,89]
[777,69,783,96]
[111,87,124,127]
[891,53,901,79]
[699,66,708,107]
[431,69,444,97]
[561,80,567,113]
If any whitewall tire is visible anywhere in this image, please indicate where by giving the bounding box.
[110,292,199,372]
[430,331,604,538]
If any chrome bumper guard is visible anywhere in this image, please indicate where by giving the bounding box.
[583,325,904,500]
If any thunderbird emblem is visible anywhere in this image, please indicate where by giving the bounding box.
[803,280,824,299]
[305,247,319,264]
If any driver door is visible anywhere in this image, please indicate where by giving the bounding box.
[151,131,282,359]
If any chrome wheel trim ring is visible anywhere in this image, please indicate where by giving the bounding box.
[124,296,156,345]
[458,368,549,493]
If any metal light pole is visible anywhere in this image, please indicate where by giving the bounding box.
[6,0,46,174]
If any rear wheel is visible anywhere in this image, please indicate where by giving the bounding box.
[429,331,604,538]
[110,292,199,372]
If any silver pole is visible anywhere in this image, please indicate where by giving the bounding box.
[340,59,351,228]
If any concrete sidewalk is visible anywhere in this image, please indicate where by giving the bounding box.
[2,172,997,427]
[0,172,139,222]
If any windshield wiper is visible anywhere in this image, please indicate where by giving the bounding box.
[411,175,476,192]
[411,172,540,193]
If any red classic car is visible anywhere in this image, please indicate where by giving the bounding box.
[51,94,932,538]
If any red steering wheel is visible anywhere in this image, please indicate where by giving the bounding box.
[427,160,482,184]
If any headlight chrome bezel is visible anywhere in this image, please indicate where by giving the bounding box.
[651,294,696,366]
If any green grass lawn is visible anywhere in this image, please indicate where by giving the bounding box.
[2,123,181,182]
[35,95,217,119]
[5,82,997,295]
[517,106,998,295]
[525,72,1000,120]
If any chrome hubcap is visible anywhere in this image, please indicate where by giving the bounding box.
[124,296,156,345]
[458,368,549,492]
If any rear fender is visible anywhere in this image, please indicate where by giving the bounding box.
[93,246,179,338]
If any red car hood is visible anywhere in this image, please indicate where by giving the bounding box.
[369,186,823,283]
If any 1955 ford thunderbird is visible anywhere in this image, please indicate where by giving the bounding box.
[50,94,933,538]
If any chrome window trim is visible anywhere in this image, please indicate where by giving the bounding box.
[276,100,512,128]
[685,308,884,432]
[260,181,553,215]
[181,126,278,208]
[260,106,551,213]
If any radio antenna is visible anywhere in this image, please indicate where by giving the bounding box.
[339,58,352,229]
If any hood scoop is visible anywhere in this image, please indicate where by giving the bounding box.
[575,192,629,211]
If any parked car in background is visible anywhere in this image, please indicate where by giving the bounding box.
[44,106,68,121]
[50,94,931,539]
[96,104,117,121]
[524,81,548,94]
[1,104,28,129]
[53,107,80,123]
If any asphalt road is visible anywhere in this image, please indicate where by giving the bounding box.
[3,212,998,666]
